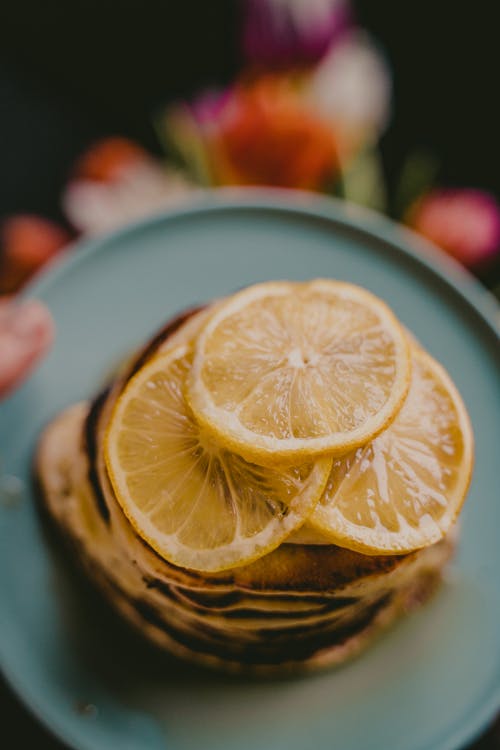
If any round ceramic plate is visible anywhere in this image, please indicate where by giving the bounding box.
[1,190,499,750]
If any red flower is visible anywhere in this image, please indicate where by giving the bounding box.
[0,215,71,293]
[208,77,339,190]
[73,137,150,182]
[407,189,500,268]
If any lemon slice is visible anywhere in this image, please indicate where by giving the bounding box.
[188,280,411,464]
[105,345,331,572]
[307,347,474,554]
[162,303,219,351]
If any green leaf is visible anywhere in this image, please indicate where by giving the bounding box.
[153,106,214,187]
[339,147,387,212]
[394,149,439,219]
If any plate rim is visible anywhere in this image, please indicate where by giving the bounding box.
[2,187,500,750]
[19,187,500,342]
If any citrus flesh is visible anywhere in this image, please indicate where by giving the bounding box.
[306,347,474,554]
[188,280,411,465]
[105,344,331,572]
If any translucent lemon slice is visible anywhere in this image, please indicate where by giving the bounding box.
[188,279,411,465]
[307,347,474,554]
[105,345,331,572]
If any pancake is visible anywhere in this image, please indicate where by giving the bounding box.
[35,308,455,674]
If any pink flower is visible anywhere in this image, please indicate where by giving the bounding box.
[407,189,500,268]
[242,0,352,68]
[189,89,235,132]
[0,299,54,399]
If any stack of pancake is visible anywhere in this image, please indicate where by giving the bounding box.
[36,307,455,675]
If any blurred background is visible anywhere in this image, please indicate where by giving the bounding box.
[0,1,499,746]
[1,0,499,295]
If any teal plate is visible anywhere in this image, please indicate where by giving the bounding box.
[1,190,499,750]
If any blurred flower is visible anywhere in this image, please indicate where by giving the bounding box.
[339,147,387,212]
[159,94,231,186]
[73,137,150,182]
[0,215,71,293]
[407,189,500,267]
[199,76,339,190]
[307,30,391,156]
[0,299,54,398]
[189,89,234,132]
[64,160,196,235]
[242,0,352,67]
[393,149,439,222]
[161,26,390,194]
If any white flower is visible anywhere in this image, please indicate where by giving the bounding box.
[63,162,197,236]
[307,30,391,150]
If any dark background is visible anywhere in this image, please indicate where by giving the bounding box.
[1,1,499,747]
[1,1,499,218]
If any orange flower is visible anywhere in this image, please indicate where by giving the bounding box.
[208,78,339,190]
[0,216,70,293]
[74,137,150,182]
